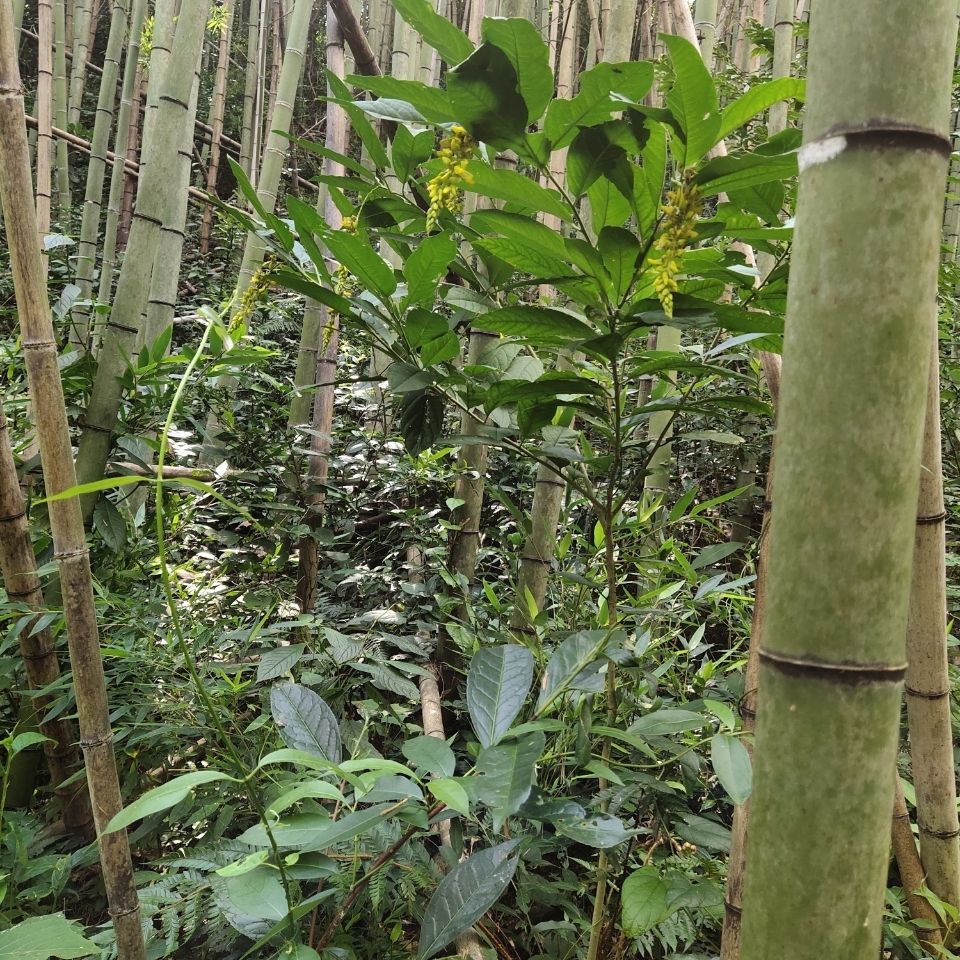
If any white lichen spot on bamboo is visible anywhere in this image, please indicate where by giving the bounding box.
[798,135,847,172]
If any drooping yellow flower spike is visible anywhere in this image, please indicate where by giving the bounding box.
[426,125,475,232]
[232,260,275,333]
[651,178,703,318]
[333,216,358,299]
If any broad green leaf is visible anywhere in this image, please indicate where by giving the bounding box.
[391,125,436,183]
[360,774,424,803]
[271,682,342,763]
[554,814,634,848]
[447,43,527,147]
[266,779,344,816]
[597,226,641,298]
[387,362,436,394]
[257,644,306,682]
[356,97,427,124]
[717,76,805,143]
[481,17,553,122]
[348,74,453,122]
[545,60,654,148]
[567,122,634,198]
[467,164,572,221]
[710,734,752,805]
[536,630,611,712]
[327,73,388,168]
[104,770,235,833]
[418,841,521,960]
[621,866,670,936]
[472,237,576,279]
[473,731,545,829]
[475,306,595,343]
[0,914,98,960]
[403,734,456,778]
[469,209,570,261]
[405,232,457,305]
[324,231,396,301]
[635,122,667,241]
[239,803,400,850]
[587,176,632,232]
[224,867,288,922]
[10,732,50,755]
[393,0,473,65]
[675,812,732,852]
[466,645,534,748]
[428,778,471,815]
[628,709,707,737]
[663,34,720,167]
[399,389,446,455]
[215,850,270,877]
[482,374,606,414]
[695,151,798,196]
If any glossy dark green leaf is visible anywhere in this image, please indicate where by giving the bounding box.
[238,803,399,851]
[0,913,99,960]
[717,76,805,142]
[468,210,569,261]
[271,682,342,762]
[536,630,610,712]
[482,374,606,413]
[324,231,396,300]
[404,232,457,304]
[475,306,595,342]
[675,813,731,852]
[418,841,521,959]
[402,734,456,778]
[554,814,634,848]
[567,122,634,198]
[474,732,545,829]
[467,164,572,221]
[472,237,576,279]
[663,34,720,167]
[399,390,446,455]
[466,645,534,748]
[481,16,553,122]
[391,124,436,182]
[545,60,654,148]
[349,74,454,123]
[447,43,527,147]
[597,227,641,298]
[387,362,436,394]
[710,734,752,805]
[628,708,707,737]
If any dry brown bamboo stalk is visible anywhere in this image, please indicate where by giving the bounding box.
[0,402,91,833]
[0,8,146,955]
[892,776,943,951]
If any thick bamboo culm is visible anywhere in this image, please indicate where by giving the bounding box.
[0,3,146,955]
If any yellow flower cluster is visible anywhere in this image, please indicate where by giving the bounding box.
[333,216,358,298]
[232,262,273,332]
[651,179,702,318]
[426,125,475,232]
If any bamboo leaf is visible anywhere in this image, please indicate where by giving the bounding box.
[418,841,521,960]
[271,682,342,762]
[466,645,534,748]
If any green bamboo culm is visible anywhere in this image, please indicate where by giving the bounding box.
[73,1,210,522]
[71,0,131,350]
[0,2,146,955]
[739,4,958,960]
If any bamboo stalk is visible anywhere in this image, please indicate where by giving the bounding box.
[200,0,236,253]
[98,0,148,308]
[0,402,92,833]
[67,0,94,127]
[52,0,71,219]
[904,340,960,913]
[72,0,132,351]
[35,0,54,241]
[0,6,146,954]
[74,1,211,520]
[739,1,957,957]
